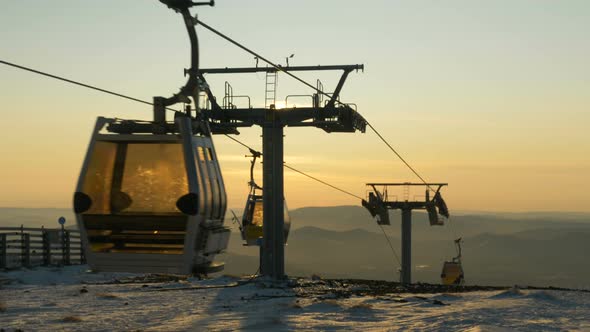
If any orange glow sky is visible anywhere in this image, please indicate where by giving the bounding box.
[0,1,588,212]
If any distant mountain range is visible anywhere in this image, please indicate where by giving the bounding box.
[1,206,589,288]
[225,206,590,288]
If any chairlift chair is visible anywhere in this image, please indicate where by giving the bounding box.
[239,153,291,246]
[426,190,449,226]
[426,202,445,226]
[362,191,390,225]
[441,238,464,285]
[240,190,291,246]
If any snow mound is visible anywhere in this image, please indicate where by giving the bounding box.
[524,290,560,302]
[489,286,524,299]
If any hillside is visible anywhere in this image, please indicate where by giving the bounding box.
[2,207,589,287]
[222,206,590,288]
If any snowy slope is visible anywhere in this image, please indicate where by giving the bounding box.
[1,267,589,331]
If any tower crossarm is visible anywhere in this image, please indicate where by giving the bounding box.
[202,105,366,134]
[199,64,367,134]
[199,64,363,74]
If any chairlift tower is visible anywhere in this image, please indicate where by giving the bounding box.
[364,183,449,285]
[200,65,366,279]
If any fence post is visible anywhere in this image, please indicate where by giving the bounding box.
[63,230,71,265]
[22,233,31,267]
[80,235,86,264]
[0,234,6,269]
[42,229,51,266]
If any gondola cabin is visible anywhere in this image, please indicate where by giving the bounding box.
[74,116,230,274]
[441,261,464,285]
[441,238,465,285]
[241,192,291,246]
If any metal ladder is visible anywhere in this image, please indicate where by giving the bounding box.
[403,184,410,201]
[265,70,278,108]
[224,81,234,109]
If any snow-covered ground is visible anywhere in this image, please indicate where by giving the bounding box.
[1,267,589,331]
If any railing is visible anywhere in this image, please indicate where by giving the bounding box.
[0,226,85,269]
[285,94,314,108]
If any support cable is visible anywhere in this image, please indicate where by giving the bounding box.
[223,133,255,151]
[196,21,433,191]
[0,60,179,112]
[1,57,429,192]
[199,21,459,254]
[0,54,426,271]
[196,19,334,100]
[283,165,363,201]
[376,224,402,268]
[2,31,433,191]
[365,123,432,190]
[0,58,421,202]
[221,134,402,270]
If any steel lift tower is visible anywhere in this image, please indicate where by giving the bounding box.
[200,66,366,279]
[364,183,449,285]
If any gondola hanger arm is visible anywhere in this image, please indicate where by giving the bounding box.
[157,0,215,112]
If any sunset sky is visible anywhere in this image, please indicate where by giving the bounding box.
[1,1,588,212]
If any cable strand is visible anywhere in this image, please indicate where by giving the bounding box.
[221,134,402,271]
[223,134,257,151]
[195,21,435,191]
[378,224,402,268]
[365,121,433,190]
[196,19,337,102]
[2,39,437,271]
[199,21,454,250]
[283,164,363,201]
[0,60,179,112]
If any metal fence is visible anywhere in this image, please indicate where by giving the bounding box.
[0,226,85,269]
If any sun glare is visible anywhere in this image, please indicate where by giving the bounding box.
[273,101,286,109]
